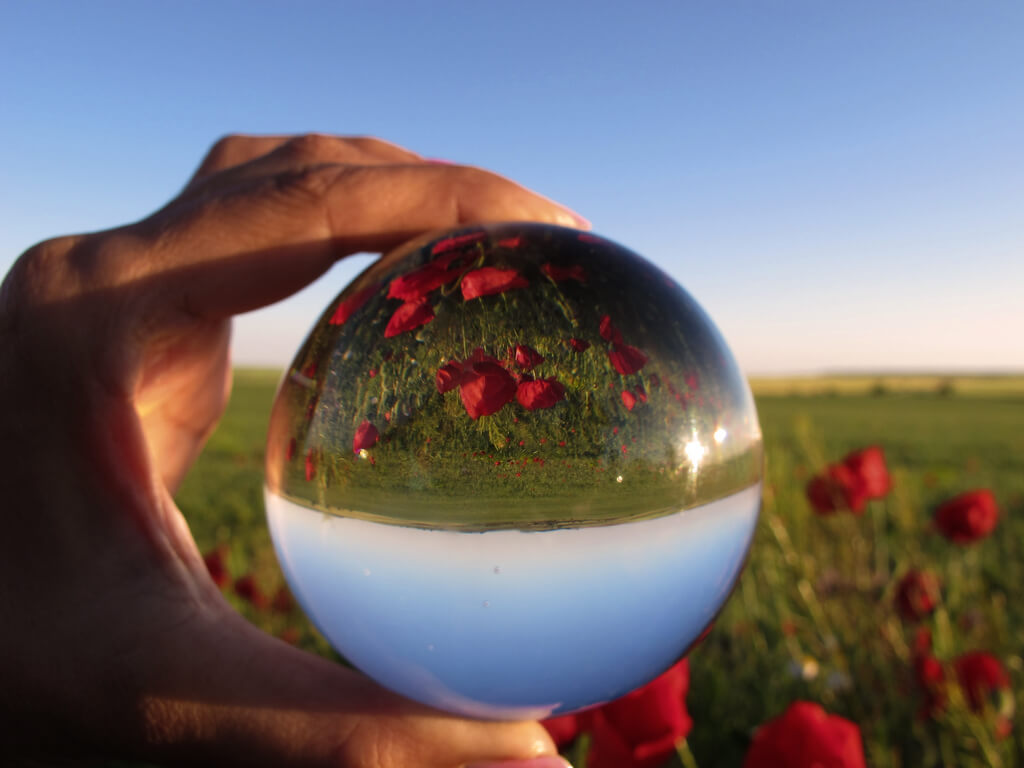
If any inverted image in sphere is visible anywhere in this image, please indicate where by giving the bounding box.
[265,223,762,718]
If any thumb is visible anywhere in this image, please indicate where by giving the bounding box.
[133,600,559,767]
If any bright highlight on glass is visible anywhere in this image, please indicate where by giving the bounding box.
[264,223,763,718]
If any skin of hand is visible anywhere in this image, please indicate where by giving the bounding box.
[0,134,585,767]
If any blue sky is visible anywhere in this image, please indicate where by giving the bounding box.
[2,1,1022,374]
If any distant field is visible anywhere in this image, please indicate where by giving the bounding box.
[166,368,1023,768]
[749,372,1024,398]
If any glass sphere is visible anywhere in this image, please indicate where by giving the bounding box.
[265,223,762,719]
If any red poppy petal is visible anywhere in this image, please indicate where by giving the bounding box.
[329,283,378,326]
[459,362,517,419]
[600,315,624,344]
[513,344,545,371]
[432,230,486,255]
[384,299,435,337]
[542,263,588,283]
[608,343,648,375]
[517,378,566,411]
[353,421,379,453]
[568,337,591,352]
[436,361,464,393]
[621,390,637,410]
[461,267,529,300]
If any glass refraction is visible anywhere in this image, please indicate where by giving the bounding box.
[265,223,762,719]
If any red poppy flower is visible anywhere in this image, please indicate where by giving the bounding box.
[384,299,434,337]
[913,652,946,719]
[304,449,316,482]
[388,259,463,302]
[587,659,692,768]
[353,421,379,453]
[542,263,587,283]
[301,362,317,379]
[934,489,999,544]
[608,343,648,375]
[894,569,941,622]
[955,651,1011,713]
[202,547,229,589]
[460,361,517,419]
[513,344,545,371]
[233,574,269,610]
[635,384,647,403]
[436,361,463,393]
[743,701,866,768]
[621,390,637,411]
[600,315,624,344]
[279,627,301,645]
[328,283,377,326]
[498,236,523,249]
[541,713,589,749]
[567,337,591,352]
[271,585,295,614]
[432,230,486,254]
[842,446,892,499]
[461,267,529,300]
[805,464,868,515]
[286,437,297,461]
[517,377,566,411]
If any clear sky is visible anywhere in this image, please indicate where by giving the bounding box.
[2,1,1022,375]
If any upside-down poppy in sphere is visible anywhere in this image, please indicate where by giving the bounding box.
[459,361,517,419]
[435,361,463,393]
[743,701,866,768]
[542,262,587,283]
[328,283,377,326]
[304,449,317,482]
[587,659,692,768]
[384,298,435,338]
[934,489,999,544]
[513,344,545,371]
[600,315,624,344]
[621,390,637,411]
[568,337,591,352]
[955,651,1013,737]
[431,230,486,254]
[894,569,941,622]
[461,267,529,300]
[805,464,868,515]
[387,259,462,302]
[353,421,379,454]
[842,445,892,498]
[516,377,566,411]
[609,343,648,375]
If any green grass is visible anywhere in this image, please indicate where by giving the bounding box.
[170,370,1024,767]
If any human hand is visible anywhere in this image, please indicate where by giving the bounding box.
[0,134,584,767]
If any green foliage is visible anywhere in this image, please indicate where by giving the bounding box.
[166,372,1024,767]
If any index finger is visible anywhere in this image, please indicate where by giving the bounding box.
[133,161,590,320]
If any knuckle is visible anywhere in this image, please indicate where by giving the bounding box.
[202,133,249,168]
[283,132,344,161]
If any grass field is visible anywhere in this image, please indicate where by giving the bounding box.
[170,369,1024,767]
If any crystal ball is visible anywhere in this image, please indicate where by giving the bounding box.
[264,223,762,719]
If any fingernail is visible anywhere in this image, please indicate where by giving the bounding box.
[555,209,592,230]
[466,757,572,768]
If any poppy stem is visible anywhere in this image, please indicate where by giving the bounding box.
[675,739,700,768]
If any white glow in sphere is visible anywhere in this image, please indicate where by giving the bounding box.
[264,223,762,719]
